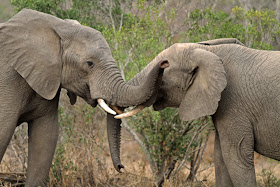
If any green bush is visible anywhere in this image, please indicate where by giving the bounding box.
[129,107,212,179]
[258,169,280,187]
[11,0,63,15]
[186,6,280,50]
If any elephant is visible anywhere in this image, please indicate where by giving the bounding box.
[116,38,280,186]
[0,9,169,186]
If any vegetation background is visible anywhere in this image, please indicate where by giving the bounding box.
[0,0,280,186]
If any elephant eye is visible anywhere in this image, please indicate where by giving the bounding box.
[87,61,94,68]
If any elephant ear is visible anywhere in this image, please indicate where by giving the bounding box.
[179,48,227,121]
[1,9,63,100]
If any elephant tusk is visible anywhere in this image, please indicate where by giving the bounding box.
[97,99,117,115]
[114,105,145,119]
[110,105,124,114]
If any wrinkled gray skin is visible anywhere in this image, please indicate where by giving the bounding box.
[132,38,280,187]
[0,9,168,186]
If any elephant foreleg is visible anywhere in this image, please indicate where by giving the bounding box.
[0,113,18,162]
[214,130,234,187]
[25,112,59,187]
[216,119,257,187]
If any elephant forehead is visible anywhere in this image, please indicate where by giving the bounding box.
[160,45,185,68]
[76,27,110,47]
[164,43,191,57]
[160,45,180,62]
[69,34,112,60]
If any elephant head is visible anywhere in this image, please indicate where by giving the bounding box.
[1,9,168,108]
[155,44,227,121]
[117,42,228,122]
[0,9,169,172]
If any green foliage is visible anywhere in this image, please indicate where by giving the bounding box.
[231,7,280,50]
[132,108,183,165]
[51,144,77,182]
[129,107,212,174]
[10,0,63,15]
[51,107,77,182]
[186,6,280,50]
[186,7,242,42]
[0,0,13,22]
[51,105,106,185]
[102,1,171,80]
[258,169,280,187]
[10,0,135,30]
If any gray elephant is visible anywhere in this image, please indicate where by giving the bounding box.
[116,38,280,186]
[0,9,169,186]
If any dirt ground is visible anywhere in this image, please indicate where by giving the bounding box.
[0,126,279,186]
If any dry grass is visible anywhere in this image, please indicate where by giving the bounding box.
[0,92,279,186]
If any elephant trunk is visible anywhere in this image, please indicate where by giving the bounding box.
[127,56,163,87]
[115,57,168,107]
[90,57,168,108]
[107,113,124,172]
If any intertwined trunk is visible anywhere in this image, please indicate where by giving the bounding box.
[97,57,167,171]
[90,57,166,107]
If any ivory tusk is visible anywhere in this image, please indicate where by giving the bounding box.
[110,105,124,114]
[114,105,145,119]
[97,99,117,115]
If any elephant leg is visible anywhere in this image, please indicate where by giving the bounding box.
[0,113,18,162]
[217,120,257,187]
[25,112,59,187]
[214,130,234,187]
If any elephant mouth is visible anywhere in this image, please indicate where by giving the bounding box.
[86,99,98,108]
[153,97,166,111]
[153,90,168,111]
